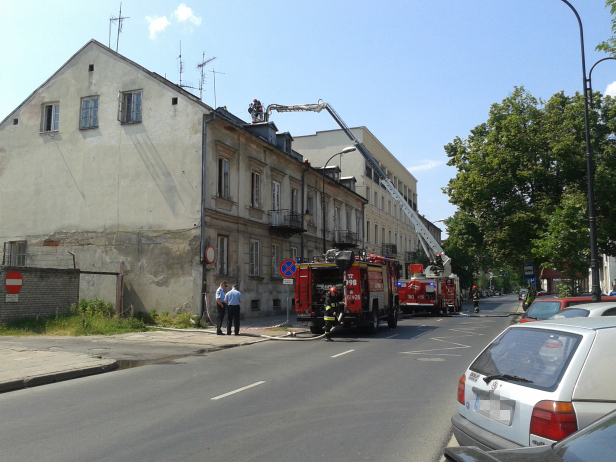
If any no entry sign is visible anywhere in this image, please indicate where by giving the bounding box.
[5,270,23,294]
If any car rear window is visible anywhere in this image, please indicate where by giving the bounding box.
[470,327,582,391]
[526,301,564,320]
[553,308,590,319]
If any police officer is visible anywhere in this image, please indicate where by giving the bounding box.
[323,286,339,342]
[472,286,480,313]
[215,282,227,335]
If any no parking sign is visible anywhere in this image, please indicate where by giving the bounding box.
[280,259,296,278]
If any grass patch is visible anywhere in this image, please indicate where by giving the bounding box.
[0,299,147,336]
[139,309,210,329]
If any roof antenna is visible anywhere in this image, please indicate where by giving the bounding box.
[210,68,225,108]
[197,52,216,100]
[109,3,129,52]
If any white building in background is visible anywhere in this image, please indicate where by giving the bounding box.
[293,127,425,278]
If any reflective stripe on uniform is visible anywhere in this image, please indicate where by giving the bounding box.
[324,317,336,321]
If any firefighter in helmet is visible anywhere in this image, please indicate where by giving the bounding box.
[472,286,480,313]
[323,286,339,342]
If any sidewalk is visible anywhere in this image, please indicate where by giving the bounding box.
[0,313,304,394]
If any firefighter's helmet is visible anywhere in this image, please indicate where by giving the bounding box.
[328,286,338,296]
[472,286,477,290]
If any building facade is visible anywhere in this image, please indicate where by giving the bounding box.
[0,40,366,318]
[293,127,422,277]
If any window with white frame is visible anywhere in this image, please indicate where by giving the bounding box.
[272,243,280,277]
[291,247,298,261]
[251,171,260,208]
[272,181,281,225]
[118,90,142,123]
[41,103,60,132]
[218,157,230,199]
[217,235,228,275]
[80,97,99,129]
[366,220,371,243]
[250,240,260,276]
[3,241,27,266]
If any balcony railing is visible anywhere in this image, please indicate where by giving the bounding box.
[268,209,306,238]
[333,230,359,250]
[382,243,397,257]
[405,251,416,262]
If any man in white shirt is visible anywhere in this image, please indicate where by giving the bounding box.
[215,282,227,335]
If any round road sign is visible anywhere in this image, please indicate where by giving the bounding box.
[205,246,216,264]
[280,259,296,278]
[5,270,23,294]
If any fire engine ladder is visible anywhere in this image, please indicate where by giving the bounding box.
[265,101,450,276]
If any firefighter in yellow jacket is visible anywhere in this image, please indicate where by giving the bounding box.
[323,286,340,342]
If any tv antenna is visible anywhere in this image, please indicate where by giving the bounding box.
[109,3,129,52]
[197,53,217,100]
[210,68,225,108]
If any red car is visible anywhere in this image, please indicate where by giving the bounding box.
[519,296,616,323]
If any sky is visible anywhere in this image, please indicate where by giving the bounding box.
[1,0,615,235]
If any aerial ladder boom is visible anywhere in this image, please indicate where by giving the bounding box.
[265,101,451,277]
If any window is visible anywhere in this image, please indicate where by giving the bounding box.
[307,195,315,225]
[366,220,371,243]
[251,300,261,311]
[388,200,392,215]
[80,97,99,129]
[13,119,18,125]
[334,207,340,231]
[172,97,178,105]
[3,241,27,266]
[41,103,60,132]
[357,217,362,240]
[272,181,281,225]
[251,172,260,208]
[291,247,298,262]
[381,196,385,211]
[218,158,229,199]
[272,243,280,277]
[250,240,260,276]
[366,187,371,204]
[291,189,299,214]
[375,224,379,245]
[374,191,377,207]
[118,90,142,123]
[217,236,228,275]
[89,64,94,72]
[347,212,352,230]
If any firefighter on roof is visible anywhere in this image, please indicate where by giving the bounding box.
[323,286,339,342]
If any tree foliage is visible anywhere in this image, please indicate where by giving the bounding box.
[596,0,616,55]
[443,86,616,278]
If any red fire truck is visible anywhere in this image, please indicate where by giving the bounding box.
[398,264,462,316]
[295,250,399,334]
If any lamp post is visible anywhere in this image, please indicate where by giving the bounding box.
[559,0,601,301]
[322,146,356,254]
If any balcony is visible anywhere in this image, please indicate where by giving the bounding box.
[333,230,359,250]
[382,243,397,257]
[268,209,306,238]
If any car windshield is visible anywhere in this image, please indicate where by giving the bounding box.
[525,301,563,320]
[470,327,582,391]
[554,411,616,461]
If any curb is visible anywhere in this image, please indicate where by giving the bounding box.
[0,361,118,394]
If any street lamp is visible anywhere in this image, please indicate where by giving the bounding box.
[559,0,601,301]
[322,146,356,254]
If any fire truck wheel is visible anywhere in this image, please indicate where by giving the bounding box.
[367,308,379,334]
[387,308,398,329]
[310,325,324,335]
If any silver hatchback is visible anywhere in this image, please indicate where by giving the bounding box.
[451,317,616,451]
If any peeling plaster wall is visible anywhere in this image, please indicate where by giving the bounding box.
[0,42,207,314]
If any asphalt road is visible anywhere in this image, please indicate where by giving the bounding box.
[0,295,520,462]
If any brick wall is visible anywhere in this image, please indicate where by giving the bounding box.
[0,267,80,323]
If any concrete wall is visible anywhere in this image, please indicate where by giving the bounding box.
[0,267,79,322]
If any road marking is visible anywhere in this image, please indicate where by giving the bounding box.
[386,334,399,339]
[417,357,446,361]
[211,381,266,400]
[331,349,355,358]
[437,319,443,321]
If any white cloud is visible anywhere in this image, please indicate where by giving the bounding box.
[407,160,445,173]
[147,16,171,39]
[174,4,202,26]
[605,81,616,97]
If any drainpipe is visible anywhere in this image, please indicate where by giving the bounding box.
[300,161,310,261]
[200,112,216,318]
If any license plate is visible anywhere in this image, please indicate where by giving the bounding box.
[474,391,515,426]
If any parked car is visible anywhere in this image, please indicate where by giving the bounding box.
[445,409,616,461]
[519,296,616,323]
[518,289,528,301]
[451,317,616,451]
[550,302,616,320]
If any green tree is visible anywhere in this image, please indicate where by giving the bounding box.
[596,0,616,55]
[444,86,616,278]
